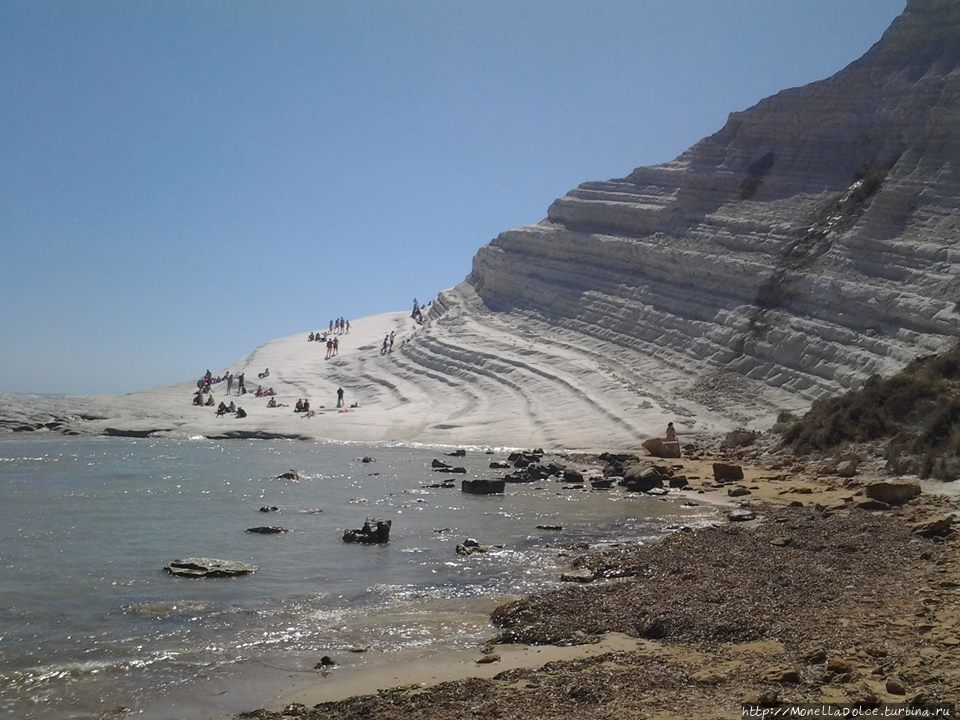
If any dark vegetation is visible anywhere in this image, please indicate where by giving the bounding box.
[739,152,776,200]
[852,165,887,202]
[784,343,960,479]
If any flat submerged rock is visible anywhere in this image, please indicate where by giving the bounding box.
[165,557,258,578]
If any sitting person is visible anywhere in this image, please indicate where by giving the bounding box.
[235,406,247,418]
[204,394,215,406]
[254,385,264,397]
[266,387,275,396]
[227,401,236,413]
[308,332,315,342]
[216,401,229,416]
[192,392,204,406]
[302,400,310,412]
[267,396,277,408]
[294,399,304,413]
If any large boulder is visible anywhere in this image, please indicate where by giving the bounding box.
[713,463,744,483]
[911,515,955,538]
[621,464,666,492]
[865,480,921,506]
[642,437,681,458]
[462,479,506,494]
[563,469,584,484]
[722,429,758,448]
[342,518,392,544]
[165,558,257,578]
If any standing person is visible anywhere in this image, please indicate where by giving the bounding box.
[326,338,334,359]
[389,330,395,352]
[333,337,339,356]
[238,372,246,395]
[345,320,350,333]
[336,387,344,408]
[329,320,334,333]
[226,372,233,396]
[665,422,677,442]
[380,335,389,355]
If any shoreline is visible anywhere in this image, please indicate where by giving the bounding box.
[239,441,960,719]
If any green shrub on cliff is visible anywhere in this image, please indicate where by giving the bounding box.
[785,343,960,467]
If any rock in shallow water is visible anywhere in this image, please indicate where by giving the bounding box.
[342,517,392,544]
[165,558,257,578]
[462,479,505,494]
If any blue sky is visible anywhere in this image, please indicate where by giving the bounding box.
[1,0,905,395]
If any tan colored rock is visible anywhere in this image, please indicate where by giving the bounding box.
[865,481,921,506]
[911,515,954,537]
[762,667,802,684]
[691,668,726,685]
[885,677,907,695]
[641,437,680,458]
[836,460,859,478]
[826,657,854,674]
[723,429,758,448]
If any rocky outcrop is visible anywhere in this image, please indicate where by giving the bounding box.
[342,518,392,544]
[866,480,922,505]
[457,0,960,426]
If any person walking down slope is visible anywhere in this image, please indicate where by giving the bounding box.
[326,338,334,360]
[380,335,389,355]
[336,387,344,408]
[333,337,339,356]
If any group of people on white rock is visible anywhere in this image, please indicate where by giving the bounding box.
[191,326,358,422]
[308,317,350,343]
[215,400,245,418]
[380,331,395,355]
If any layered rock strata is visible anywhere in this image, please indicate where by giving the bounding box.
[462,0,960,423]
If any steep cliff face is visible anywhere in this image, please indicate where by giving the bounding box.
[463,0,960,425]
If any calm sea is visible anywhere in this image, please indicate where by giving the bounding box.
[0,436,716,719]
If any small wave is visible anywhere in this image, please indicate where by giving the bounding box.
[5,651,182,692]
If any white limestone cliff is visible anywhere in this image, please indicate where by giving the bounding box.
[4,0,959,450]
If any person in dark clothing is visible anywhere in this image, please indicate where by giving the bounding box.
[235,406,247,418]
[238,373,246,394]
[336,387,344,408]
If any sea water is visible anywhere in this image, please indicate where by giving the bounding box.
[0,436,716,719]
